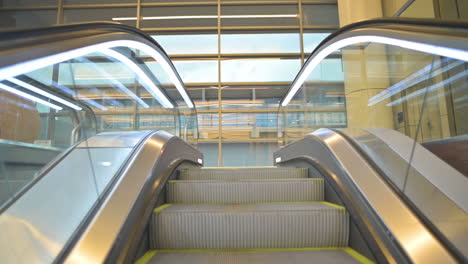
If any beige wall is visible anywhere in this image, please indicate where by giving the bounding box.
[382,0,435,17]
[0,91,41,143]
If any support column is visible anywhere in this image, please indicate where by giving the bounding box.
[337,0,394,129]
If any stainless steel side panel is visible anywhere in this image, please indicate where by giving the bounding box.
[64,131,202,264]
[274,129,456,264]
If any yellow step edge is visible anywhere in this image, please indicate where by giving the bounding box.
[153,247,346,254]
[135,247,375,264]
[153,204,172,214]
[169,178,323,183]
[344,248,376,264]
[153,201,345,209]
[321,201,346,210]
[135,250,157,264]
[200,166,277,169]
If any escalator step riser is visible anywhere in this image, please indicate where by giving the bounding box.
[179,167,308,180]
[167,179,324,204]
[151,203,349,249]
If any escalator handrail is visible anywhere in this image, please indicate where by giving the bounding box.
[0,21,197,113]
[333,128,467,262]
[274,128,460,263]
[279,17,468,106]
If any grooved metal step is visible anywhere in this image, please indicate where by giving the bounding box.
[167,178,324,204]
[178,167,308,180]
[136,248,367,264]
[150,202,348,250]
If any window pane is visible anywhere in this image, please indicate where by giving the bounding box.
[173,60,218,83]
[65,0,136,4]
[303,33,330,53]
[63,8,137,27]
[305,58,344,82]
[3,0,56,6]
[221,33,300,54]
[222,59,300,82]
[0,10,57,29]
[302,4,339,26]
[152,35,217,55]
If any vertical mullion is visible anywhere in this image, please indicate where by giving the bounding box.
[136,0,142,28]
[217,0,223,167]
[298,0,305,65]
[56,0,64,24]
[298,0,308,136]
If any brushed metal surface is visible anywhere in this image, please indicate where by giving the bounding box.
[63,131,202,264]
[274,129,457,263]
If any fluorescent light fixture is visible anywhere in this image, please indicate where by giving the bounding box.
[0,83,63,110]
[100,49,173,108]
[0,40,192,108]
[7,78,82,111]
[112,17,137,21]
[282,35,468,106]
[275,157,282,163]
[197,158,203,164]
[113,14,297,21]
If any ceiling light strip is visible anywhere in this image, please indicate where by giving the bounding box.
[7,78,82,110]
[113,14,297,21]
[281,35,468,106]
[0,83,63,110]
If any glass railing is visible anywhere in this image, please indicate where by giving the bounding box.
[278,19,468,259]
[0,23,197,208]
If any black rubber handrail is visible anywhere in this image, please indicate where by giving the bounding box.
[279,17,468,106]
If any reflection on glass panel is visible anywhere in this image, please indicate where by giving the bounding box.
[63,8,137,27]
[303,33,330,53]
[221,33,300,54]
[138,114,176,134]
[222,142,278,167]
[152,35,217,55]
[173,60,218,83]
[198,113,219,140]
[222,59,300,82]
[0,10,57,29]
[305,58,344,82]
[220,112,278,140]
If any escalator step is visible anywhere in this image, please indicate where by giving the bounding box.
[136,248,371,264]
[167,178,324,204]
[150,202,348,249]
[179,167,308,180]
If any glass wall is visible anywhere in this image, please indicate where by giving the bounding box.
[0,0,340,166]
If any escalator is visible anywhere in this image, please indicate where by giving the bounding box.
[0,19,467,264]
